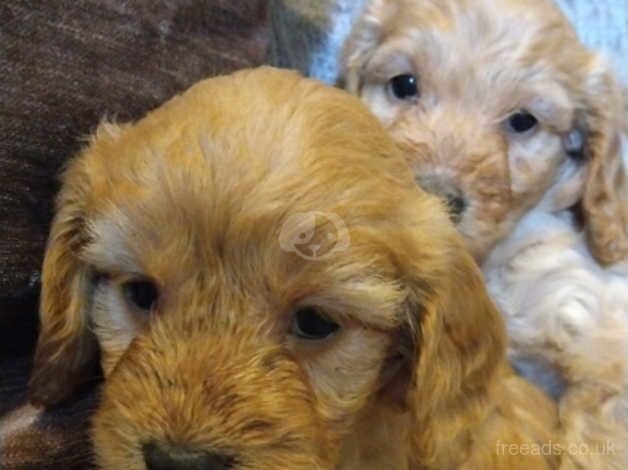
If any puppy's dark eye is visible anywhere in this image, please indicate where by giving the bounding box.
[507,110,538,133]
[389,74,419,100]
[123,280,158,311]
[291,307,339,340]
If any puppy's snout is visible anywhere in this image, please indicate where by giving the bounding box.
[143,442,233,470]
[415,174,467,221]
[94,331,326,468]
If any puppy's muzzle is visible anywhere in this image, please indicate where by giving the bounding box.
[93,320,327,468]
[415,174,467,222]
[143,442,233,470]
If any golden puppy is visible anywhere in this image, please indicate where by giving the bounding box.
[29,67,560,469]
[341,0,627,264]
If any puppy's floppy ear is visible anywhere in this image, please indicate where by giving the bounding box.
[28,123,125,406]
[579,57,628,265]
[393,232,506,461]
[338,0,392,93]
[28,157,96,406]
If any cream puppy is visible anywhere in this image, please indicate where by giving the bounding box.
[340,0,628,468]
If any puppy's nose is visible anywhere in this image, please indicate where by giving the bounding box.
[444,191,467,217]
[143,442,233,470]
[415,174,467,221]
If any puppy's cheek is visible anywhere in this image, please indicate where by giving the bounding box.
[456,218,498,261]
[361,85,399,126]
[99,341,134,377]
[508,132,563,198]
[294,328,389,429]
[92,288,143,376]
[456,132,564,259]
[454,199,512,261]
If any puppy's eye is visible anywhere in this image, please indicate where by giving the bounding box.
[389,74,419,100]
[123,279,158,311]
[507,110,538,133]
[291,307,339,340]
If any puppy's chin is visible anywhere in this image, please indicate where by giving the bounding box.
[455,214,518,262]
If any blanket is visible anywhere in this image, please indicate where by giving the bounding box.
[0,356,99,469]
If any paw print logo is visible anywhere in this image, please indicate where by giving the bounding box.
[279,211,350,260]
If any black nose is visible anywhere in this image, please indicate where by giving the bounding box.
[444,191,467,218]
[143,442,233,470]
[415,174,467,221]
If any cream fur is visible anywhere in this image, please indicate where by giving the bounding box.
[340,0,628,468]
[484,207,628,469]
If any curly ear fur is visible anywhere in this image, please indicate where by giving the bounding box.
[580,57,628,265]
[28,123,125,406]
[28,158,97,406]
[384,222,558,468]
[404,240,507,465]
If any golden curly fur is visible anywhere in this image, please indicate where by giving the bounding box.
[29,67,563,469]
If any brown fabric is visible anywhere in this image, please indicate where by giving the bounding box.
[0,0,269,325]
[0,1,269,468]
[0,356,99,469]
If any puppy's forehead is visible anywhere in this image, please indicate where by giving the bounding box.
[373,0,581,115]
[79,68,440,288]
[393,0,569,36]
[86,67,411,189]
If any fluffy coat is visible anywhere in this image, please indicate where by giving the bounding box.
[30,67,561,469]
[340,0,628,467]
